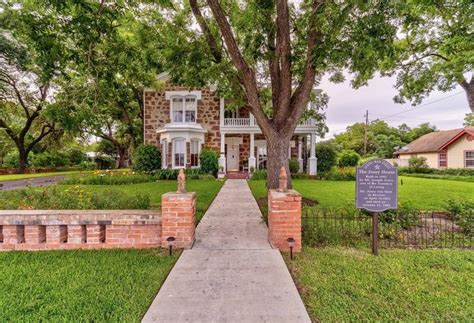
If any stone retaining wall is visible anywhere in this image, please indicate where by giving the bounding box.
[0,210,162,251]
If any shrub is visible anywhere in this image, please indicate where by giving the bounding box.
[408,156,429,173]
[289,159,300,174]
[153,168,205,180]
[132,144,161,173]
[319,167,356,181]
[315,142,337,173]
[4,151,20,168]
[62,171,155,185]
[0,186,150,210]
[446,199,474,236]
[337,150,361,167]
[65,148,87,165]
[199,148,219,176]
[250,169,267,180]
[78,161,96,170]
[31,151,69,168]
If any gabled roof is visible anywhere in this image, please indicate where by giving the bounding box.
[394,127,474,155]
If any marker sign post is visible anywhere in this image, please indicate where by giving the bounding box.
[356,159,398,255]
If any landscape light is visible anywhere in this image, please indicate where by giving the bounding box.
[287,237,295,260]
[166,236,176,256]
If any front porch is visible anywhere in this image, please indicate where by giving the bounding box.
[218,132,317,175]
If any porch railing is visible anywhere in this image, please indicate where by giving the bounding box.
[222,117,316,128]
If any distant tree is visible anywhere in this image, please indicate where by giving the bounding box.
[337,150,360,167]
[0,2,66,172]
[406,123,436,142]
[464,113,474,127]
[384,2,474,112]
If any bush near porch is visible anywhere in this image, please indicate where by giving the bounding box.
[0,249,179,321]
[285,247,474,322]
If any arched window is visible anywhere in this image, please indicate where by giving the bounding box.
[173,138,186,168]
[190,139,200,167]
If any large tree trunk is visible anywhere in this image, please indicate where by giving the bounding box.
[266,134,292,189]
[116,146,129,169]
[17,148,28,174]
[460,78,474,113]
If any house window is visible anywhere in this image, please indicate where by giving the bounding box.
[185,98,196,122]
[438,152,447,168]
[173,139,185,168]
[190,139,200,167]
[465,151,474,168]
[171,96,197,123]
[172,98,184,122]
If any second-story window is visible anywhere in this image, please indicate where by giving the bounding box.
[171,96,197,123]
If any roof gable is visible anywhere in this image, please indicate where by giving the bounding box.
[395,127,474,155]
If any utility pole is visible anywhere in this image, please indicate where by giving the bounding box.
[364,110,368,156]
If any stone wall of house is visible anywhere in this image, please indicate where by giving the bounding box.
[144,83,221,151]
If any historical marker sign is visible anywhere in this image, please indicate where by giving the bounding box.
[356,159,398,212]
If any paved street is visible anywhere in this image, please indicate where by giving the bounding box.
[0,175,66,191]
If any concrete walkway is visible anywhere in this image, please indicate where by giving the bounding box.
[142,180,310,323]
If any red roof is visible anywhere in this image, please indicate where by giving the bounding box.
[394,127,474,155]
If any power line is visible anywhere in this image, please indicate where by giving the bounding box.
[376,91,464,121]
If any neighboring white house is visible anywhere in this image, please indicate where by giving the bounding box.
[393,127,474,169]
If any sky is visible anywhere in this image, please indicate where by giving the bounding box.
[319,74,470,139]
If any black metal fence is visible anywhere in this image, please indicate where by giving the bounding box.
[302,208,473,249]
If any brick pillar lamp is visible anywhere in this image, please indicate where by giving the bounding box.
[161,169,196,249]
[268,167,302,253]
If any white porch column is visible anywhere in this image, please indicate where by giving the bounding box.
[248,133,256,172]
[250,112,255,127]
[308,133,317,175]
[219,132,226,173]
[219,98,224,127]
[298,136,304,173]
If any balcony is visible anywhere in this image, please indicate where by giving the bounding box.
[221,116,317,133]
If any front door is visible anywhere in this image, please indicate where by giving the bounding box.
[227,143,240,171]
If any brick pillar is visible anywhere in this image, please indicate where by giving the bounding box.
[25,225,46,244]
[161,192,196,249]
[268,189,302,252]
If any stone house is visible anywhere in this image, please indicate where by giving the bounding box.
[143,73,318,175]
[393,127,474,169]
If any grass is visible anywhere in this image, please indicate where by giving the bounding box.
[285,247,474,321]
[249,176,474,211]
[0,170,90,182]
[0,249,179,321]
[63,179,224,220]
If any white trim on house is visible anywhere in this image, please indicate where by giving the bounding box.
[165,90,202,100]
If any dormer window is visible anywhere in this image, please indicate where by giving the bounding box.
[165,91,201,124]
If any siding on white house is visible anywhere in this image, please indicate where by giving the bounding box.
[447,134,474,168]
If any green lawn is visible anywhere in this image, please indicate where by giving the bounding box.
[0,249,179,321]
[249,176,474,211]
[64,179,224,220]
[0,171,89,182]
[285,247,474,321]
